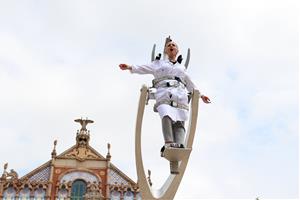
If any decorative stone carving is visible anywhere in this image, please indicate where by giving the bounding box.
[76,131,90,147]
[56,180,71,199]
[60,171,100,184]
[75,118,94,132]
[61,118,99,161]
[84,181,104,200]
[57,187,68,199]
[74,118,93,148]
[64,146,98,161]
[1,163,18,182]
[20,178,33,191]
[6,169,18,180]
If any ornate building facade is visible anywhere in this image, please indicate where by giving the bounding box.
[0,118,141,200]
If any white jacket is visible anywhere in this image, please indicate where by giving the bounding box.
[131,59,197,122]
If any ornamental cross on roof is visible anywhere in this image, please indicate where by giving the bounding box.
[75,118,94,131]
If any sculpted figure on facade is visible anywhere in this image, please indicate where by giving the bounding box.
[1,163,18,181]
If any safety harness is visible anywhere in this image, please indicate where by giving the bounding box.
[152,75,186,88]
[153,99,189,112]
[151,76,189,112]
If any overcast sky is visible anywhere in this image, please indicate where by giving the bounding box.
[0,0,298,199]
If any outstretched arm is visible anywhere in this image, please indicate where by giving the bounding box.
[119,64,132,70]
[119,63,155,75]
[201,95,211,104]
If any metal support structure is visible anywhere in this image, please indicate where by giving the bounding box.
[135,85,200,200]
[184,48,190,69]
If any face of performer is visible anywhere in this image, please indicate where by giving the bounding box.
[165,41,179,60]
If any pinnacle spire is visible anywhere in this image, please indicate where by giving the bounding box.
[74,117,93,147]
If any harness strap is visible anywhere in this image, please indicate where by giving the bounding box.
[152,76,186,88]
[156,81,183,88]
[153,100,189,112]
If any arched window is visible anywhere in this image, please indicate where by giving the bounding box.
[124,190,134,200]
[19,186,30,200]
[34,187,46,200]
[110,190,120,200]
[71,179,87,200]
[3,186,16,200]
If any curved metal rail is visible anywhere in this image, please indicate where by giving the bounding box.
[135,85,200,200]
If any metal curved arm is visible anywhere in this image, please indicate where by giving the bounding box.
[151,44,156,62]
[184,48,191,69]
[135,85,200,200]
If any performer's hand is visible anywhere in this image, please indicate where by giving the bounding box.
[119,64,131,70]
[201,95,211,104]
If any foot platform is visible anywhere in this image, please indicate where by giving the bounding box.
[162,147,192,162]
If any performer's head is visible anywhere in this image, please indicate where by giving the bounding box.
[165,41,179,60]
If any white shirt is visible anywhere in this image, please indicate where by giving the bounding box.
[131,59,197,122]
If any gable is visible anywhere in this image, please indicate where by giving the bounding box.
[55,145,107,162]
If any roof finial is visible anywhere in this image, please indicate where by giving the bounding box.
[4,163,8,171]
[51,140,57,158]
[75,117,94,131]
[74,117,93,147]
[1,163,8,179]
[106,143,111,160]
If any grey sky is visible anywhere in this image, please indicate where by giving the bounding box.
[0,0,298,199]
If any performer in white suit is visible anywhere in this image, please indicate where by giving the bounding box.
[119,41,210,174]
